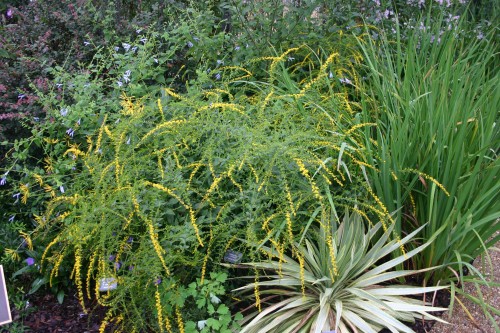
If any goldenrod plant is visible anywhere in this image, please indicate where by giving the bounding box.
[30,46,382,331]
[232,208,448,333]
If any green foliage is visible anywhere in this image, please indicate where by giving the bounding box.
[25,46,376,331]
[184,272,243,333]
[232,208,447,333]
[358,13,499,289]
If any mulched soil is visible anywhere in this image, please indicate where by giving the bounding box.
[6,289,451,333]
[10,292,107,333]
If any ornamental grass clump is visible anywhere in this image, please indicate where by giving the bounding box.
[32,46,385,331]
[358,15,499,327]
[232,208,448,333]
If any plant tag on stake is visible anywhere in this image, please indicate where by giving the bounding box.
[99,277,118,292]
[0,265,12,326]
[223,249,243,264]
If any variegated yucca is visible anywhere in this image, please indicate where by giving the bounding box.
[233,209,447,333]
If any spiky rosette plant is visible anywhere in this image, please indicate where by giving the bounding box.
[232,209,448,333]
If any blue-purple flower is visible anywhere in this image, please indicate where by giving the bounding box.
[0,176,6,186]
[154,277,162,285]
[25,257,35,266]
[66,128,75,137]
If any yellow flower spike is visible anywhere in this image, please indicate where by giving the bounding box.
[196,102,247,117]
[157,153,164,179]
[344,122,377,137]
[74,246,86,313]
[253,269,262,312]
[409,192,417,217]
[43,157,54,173]
[175,306,185,333]
[401,168,450,197]
[143,181,203,247]
[143,215,170,276]
[4,248,20,262]
[164,88,189,103]
[187,163,203,189]
[200,228,213,285]
[99,309,113,333]
[95,115,107,154]
[227,164,243,193]
[296,251,306,298]
[248,164,259,183]
[33,174,44,187]
[63,147,86,159]
[120,93,145,117]
[218,66,253,82]
[19,231,33,251]
[283,182,296,216]
[262,212,279,233]
[51,252,65,284]
[137,119,187,146]
[86,250,98,299]
[165,315,173,333]
[155,286,165,333]
[20,184,29,204]
[104,125,113,140]
[172,151,182,169]
[157,98,165,121]
[86,136,93,154]
[41,236,60,266]
[286,211,294,242]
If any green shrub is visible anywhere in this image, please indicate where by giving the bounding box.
[27,46,383,331]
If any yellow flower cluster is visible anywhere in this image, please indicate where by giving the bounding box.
[155,286,165,333]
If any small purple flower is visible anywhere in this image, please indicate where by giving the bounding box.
[66,128,75,137]
[114,262,122,270]
[59,186,65,193]
[131,46,138,53]
[215,73,221,80]
[128,265,134,271]
[18,94,26,100]
[60,108,68,116]
[56,83,63,89]
[84,41,90,46]
[127,236,133,243]
[117,81,123,87]
[13,193,21,200]
[154,278,162,285]
[122,43,131,52]
[26,257,35,266]
[187,41,194,48]
[8,216,14,222]
[114,46,120,52]
[6,8,13,19]
[0,176,6,186]
[140,38,147,44]
[108,254,116,261]
[234,46,240,51]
